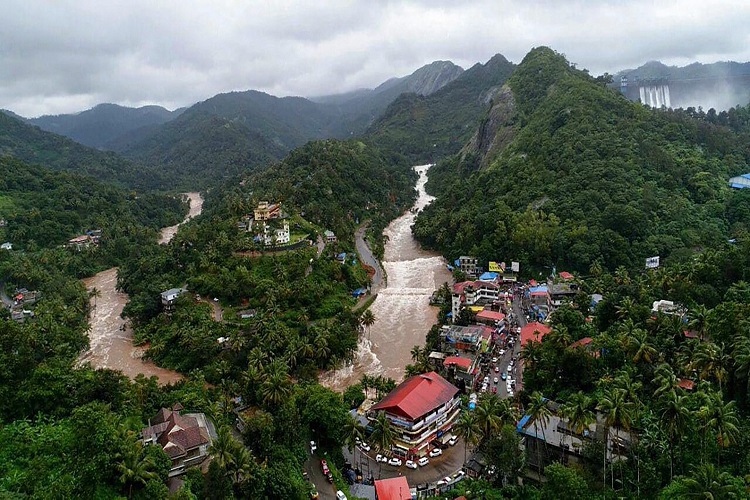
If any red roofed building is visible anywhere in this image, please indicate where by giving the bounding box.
[521,322,552,346]
[369,372,460,457]
[558,271,574,280]
[375,476,411,500]
[678,378,696,391]
[142,405,213,477]
[475,309,506,325]
[443,356,473,371]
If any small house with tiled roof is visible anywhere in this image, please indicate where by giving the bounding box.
[142,404,213,477]
[369,372,460,458]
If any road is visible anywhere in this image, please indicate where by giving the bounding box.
[354,224,384,293]
[304,452,339,500]
[305,235,326,277]
[343,440,466,489]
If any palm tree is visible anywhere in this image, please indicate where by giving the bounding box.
[701,393,740,464]
[667,463,741,499]
[369,412,395,454]
[527,391,551,471]
[653,363,678,398]
[117,439,158,499]
[687,304,711,341]
[260,361,292,407]
[209,426,237,470]
[361,309,376,339]
[691,342,729,392]
[453,410,481,464]
[597,388,633,488]
[622,327,658,365]
[360,374,373,400]
[560,392,595,458]
[342,414,366,465]
[658,391,690,480]
[474,395,503,442]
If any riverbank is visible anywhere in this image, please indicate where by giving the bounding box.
[78,192,204,384]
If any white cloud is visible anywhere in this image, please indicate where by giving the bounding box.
[2,0,749,116]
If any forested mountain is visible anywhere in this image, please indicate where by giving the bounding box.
[115,111,286,190]
[26,103,182,149]
[364,54,516,163]
[413,47,750,273]
[0,111,166,190]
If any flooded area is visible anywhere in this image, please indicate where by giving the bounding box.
[78,192,203,384]
[322,165,452,390]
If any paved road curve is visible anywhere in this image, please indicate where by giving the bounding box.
[355,223,384,294]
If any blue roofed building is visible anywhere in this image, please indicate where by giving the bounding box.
[728,173,750,189]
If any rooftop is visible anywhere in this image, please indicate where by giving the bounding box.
[370,371,459,421]
[443,356,473,371]
[374,476,411,500]
[521,322,552,346]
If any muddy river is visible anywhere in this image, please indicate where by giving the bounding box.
[78,192,203,384]
[322,165,452,390]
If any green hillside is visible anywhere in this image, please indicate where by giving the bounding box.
[413,47,750,272]
[0,156,186,250]
[365,54,516,163]
[0,111,165,190]
[117,111,286,190]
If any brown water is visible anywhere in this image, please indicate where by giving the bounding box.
[159,192,203,244]
[78,192,203,384]
[321,165,452,390]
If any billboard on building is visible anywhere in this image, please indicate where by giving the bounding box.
[489,261,504,272]
[511,261,520,273]
[646,256,660,269]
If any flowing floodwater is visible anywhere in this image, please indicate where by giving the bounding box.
[322,165,452,390]
[78,193,203,384]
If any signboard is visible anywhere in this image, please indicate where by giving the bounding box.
[511,261,520,273]
[646,256,660,269]
[488,261,505,273]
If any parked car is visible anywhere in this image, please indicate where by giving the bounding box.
[492,386,497,394]
[493,376,499,383]
[405,460,417,469]
[437,476,452,486]
[418,456,430,466]
[310,440,317,454]
[336,491,347,500]
[453,470,466,480]
[483,376,490,384]
[507,364,512,372]
[448,436,458,446]
[499,349,505,355]
[429,448,443,458]
[359,442,371,452]
[320,459,329,475]
[388,457,403,466]
[375,454,387,463]
[491,357,498,363]
[501,372,507,380]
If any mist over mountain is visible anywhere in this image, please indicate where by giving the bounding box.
[614,60,750,111]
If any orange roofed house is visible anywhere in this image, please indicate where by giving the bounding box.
[375,476,411,500]
[141,404,214,477]
[369,371,460,458]
[520,322,552,347]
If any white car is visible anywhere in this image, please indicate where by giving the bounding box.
[418,456,430,466]
[499,349,505,355]
[507,364,513,372]
[310,440,317,453]
[437,476,452,486]
[491,357,498,363]
[375,454,387,463]
[388,457,403,467]
[405,460,417,469]
[429,448,443,458]
[453,470,466,480]
[360,443,371,452]
[508,390,515,397]
[483,376,489,384]
[448,436,458,446]
[493,377,499,384]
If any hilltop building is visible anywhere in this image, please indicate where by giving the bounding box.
[368,371,460,458]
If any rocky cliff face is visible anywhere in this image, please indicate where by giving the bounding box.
[460,84,516,169]
[403,60,465,95]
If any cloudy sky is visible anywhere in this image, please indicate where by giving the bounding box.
[3,0,750,117]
